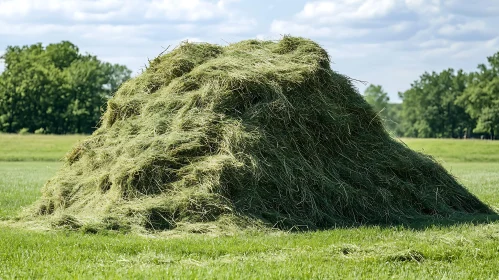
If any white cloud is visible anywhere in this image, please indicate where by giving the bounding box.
[438,20,486,36]
[271,0,414,41]
[418,39,447,49]
[216,18,258,34]
[296,0,398,23]
[448,37,499,59]
[0,0,498,103]
[355,0,397,19]
[146,0,223,21]
[0,0,127,20]
[0,0,241,22]
[267,0,499,101]
[270,20,370,39]
[405,0,440,14]
[217,0,240,9]
[444,0,499,17]
[297,1,337,19]
[391,22,411,33]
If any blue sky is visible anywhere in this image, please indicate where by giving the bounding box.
[1,0,498,102]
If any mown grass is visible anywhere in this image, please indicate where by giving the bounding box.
[445,162,499,208]
[0,135,498,278]
[2,213,499,278]
[1,134,497,163]
[0,162,60,219]
[402,138,499,162]
[0,133,85,161]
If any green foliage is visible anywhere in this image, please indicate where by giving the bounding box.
[34,128,45,134]
[18,128,30,135]
[457,52,499,139]
[363,84,401,134]
[384,103,402,135]
[0,41,132,134]
[399,51,499,139]
[364,84,389,113]
[399,69,472,138]
[25,37,490,233]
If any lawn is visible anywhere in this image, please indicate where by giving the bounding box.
[1,135,498,279]
[401,138,499,163]
[0,133,85,161]
[0,162,60,219]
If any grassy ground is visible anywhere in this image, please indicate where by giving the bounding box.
[0,162,60,219]
[402,138,499,162]
[1,134,498,278]
[0,133,85,161]
[2,133,497,162]
[2,221,499,279]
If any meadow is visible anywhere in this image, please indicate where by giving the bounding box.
[1,134,499,279]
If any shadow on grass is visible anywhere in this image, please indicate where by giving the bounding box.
[282,212,499,233]
[395,213,499,230]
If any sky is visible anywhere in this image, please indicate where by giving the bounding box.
[1,0,498,102]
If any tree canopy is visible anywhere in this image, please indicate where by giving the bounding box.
[0,41,131,134]
[363,84,401,134]
[398,69,472,138]
[375,50,499,139]
[1,40,497,139]
[457,53,499,139]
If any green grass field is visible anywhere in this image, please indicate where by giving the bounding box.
[0,133,85,161]
[401,138,499,163]
[1,135,499,278]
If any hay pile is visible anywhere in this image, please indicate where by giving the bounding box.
[29,37,491,232]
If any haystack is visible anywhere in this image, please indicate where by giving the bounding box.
[29,37,491,232]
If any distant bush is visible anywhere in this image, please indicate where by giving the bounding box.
[34,128,45,135]
[18,128,30,135]
[0,41,132,134]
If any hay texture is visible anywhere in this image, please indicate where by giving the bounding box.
[30,37,491,232]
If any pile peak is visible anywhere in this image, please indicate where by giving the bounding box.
[28,37,491,232]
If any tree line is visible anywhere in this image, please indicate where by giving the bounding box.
[0,41,131,134]
[1,41,497,138]
[364,51,499,139]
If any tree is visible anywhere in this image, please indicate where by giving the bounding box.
[384,103,402,135]
[399,69,472,138]
[457,52,499,139]
[363,84,401,134]
[0,41,132,134]
[364,84,389,114]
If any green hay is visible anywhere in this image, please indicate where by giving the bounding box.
[25,36,492,232]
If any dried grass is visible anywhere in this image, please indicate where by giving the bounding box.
[23,36,492,232]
